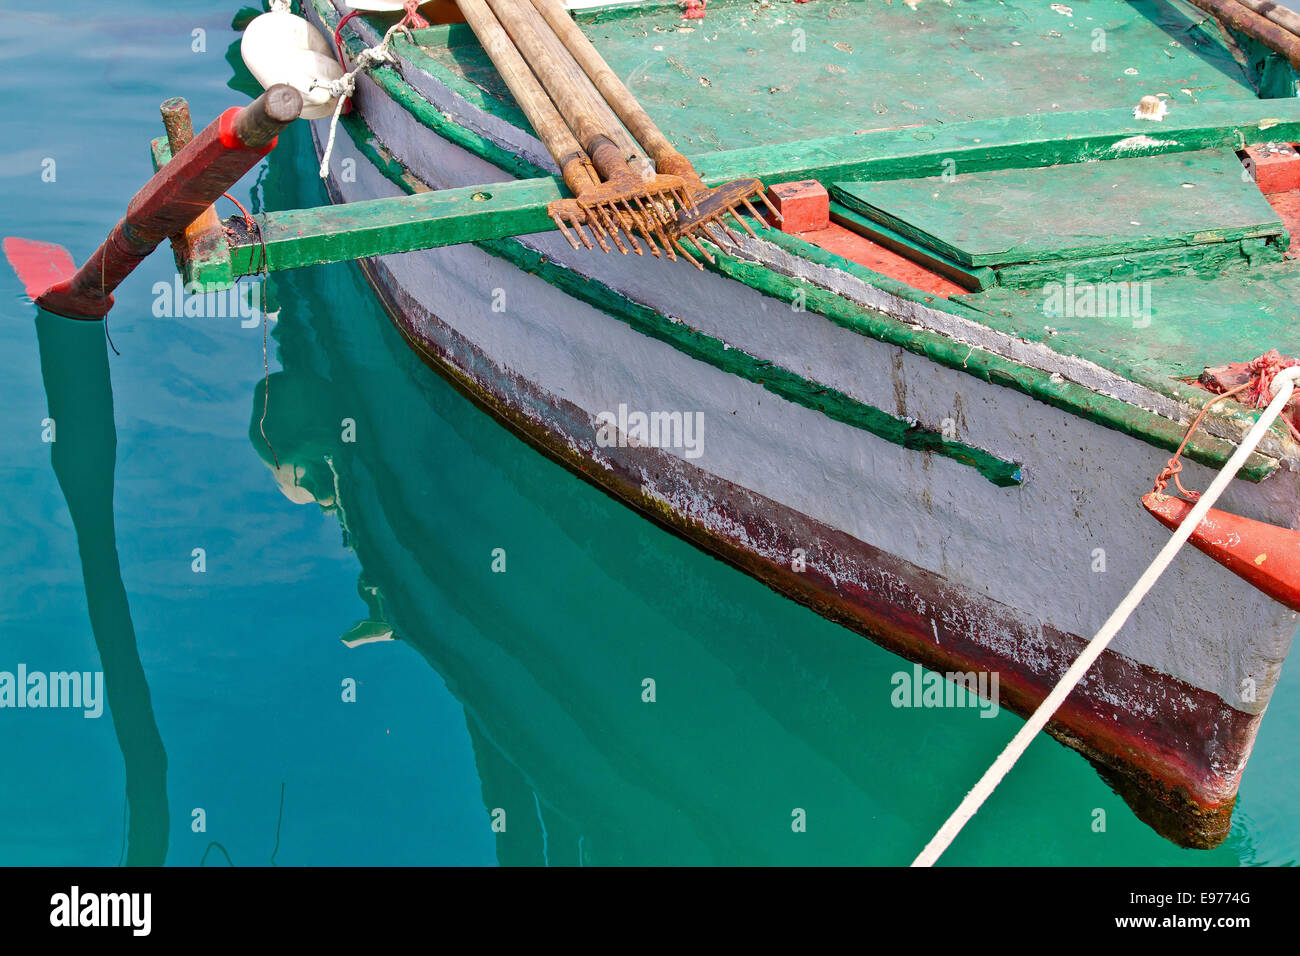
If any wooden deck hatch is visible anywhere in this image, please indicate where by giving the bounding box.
[832,150,1290,287]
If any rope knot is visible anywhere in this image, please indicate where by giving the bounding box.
[1151,348,1300,498]
[318,20,414,178]
[1246,348,1300,410]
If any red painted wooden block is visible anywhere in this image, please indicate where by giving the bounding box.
[765,180,830,233]
[1244,143,1300,194]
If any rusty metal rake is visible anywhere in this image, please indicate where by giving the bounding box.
[455,0,782,268]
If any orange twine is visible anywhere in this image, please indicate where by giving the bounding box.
[1152,351,1300,500]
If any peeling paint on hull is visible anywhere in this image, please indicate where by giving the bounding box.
[300,3,1295,845]
[353,242,1251,848]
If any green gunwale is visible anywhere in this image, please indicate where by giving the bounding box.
[300,0,1282,478]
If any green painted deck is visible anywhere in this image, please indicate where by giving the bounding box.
[414,0,1258,152]
[959,260,1300,396]
[292,0,1300,460]
[832,150,1286,267]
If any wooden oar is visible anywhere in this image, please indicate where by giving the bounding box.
[525,0,782,248]
[454,0,613,250]
[1182,0,1300,67]
[502,0,646,170]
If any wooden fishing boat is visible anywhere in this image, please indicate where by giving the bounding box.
[11,0,1300,854]
[288,0,1300,850]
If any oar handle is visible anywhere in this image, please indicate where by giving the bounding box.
[455,0,597,195]
[526,0,701,187]
[36,85,303,319]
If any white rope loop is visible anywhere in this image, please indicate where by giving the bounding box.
[912,365,1300,867]
[316,22,412,179]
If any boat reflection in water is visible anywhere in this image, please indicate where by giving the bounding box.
[34,311,169,866]
[246,244,1237,865]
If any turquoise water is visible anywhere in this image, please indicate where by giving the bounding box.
[0,0,1297,866]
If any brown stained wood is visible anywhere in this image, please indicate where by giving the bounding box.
[505,0,644,164]
[483,0,614,168]
[527,0,700,189]
[232,84,303,148]
[1237,0,1300,36]
[1182,0,1300,68]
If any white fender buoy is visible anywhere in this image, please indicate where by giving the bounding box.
[241,9,344,121]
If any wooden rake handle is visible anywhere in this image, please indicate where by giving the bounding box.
[497,0,646,166]
[482,0,625,179]
[526,0,702,189]
[455,0,597,195]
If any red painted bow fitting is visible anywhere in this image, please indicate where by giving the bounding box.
[1141,351,1300,611]
[4,85,301,320]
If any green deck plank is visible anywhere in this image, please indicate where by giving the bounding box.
[832,150,1286,267]
[958,262,1300,399]
[990,234,1284,287]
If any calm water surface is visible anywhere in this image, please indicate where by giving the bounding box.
[0,0,1296,866]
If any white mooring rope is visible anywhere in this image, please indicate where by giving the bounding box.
[912,365,1300,867]
[315,22,412,179]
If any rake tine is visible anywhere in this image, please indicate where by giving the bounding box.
[593,206,629,255]
[551,212,582,251]
[624,228,645,256]
[620,200,663,258]
[729,207,760,239]
[741,196,769,228]
[635,198,677,256]
[757,190,783,222]
[632,195,667,230]
[628,214,661,258]
[568,213,595,250]
[632,218,664,258]
[602,203,636,250]
[574,221,600,251]
[607,205,644,256]
[653,224,677,261]
[675,187,698,212]
[684,233,715,265]
[584,215,614,253]
[714,217,743,245]
[659,190,686,221]
[670,238,701,269]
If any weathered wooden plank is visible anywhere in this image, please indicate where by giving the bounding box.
[693,99,1300,187]
[223,177,563,277]
[832,150,1285,267]
[992,235,1284,288]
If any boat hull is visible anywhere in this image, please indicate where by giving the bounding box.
[304,0,1300,849]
